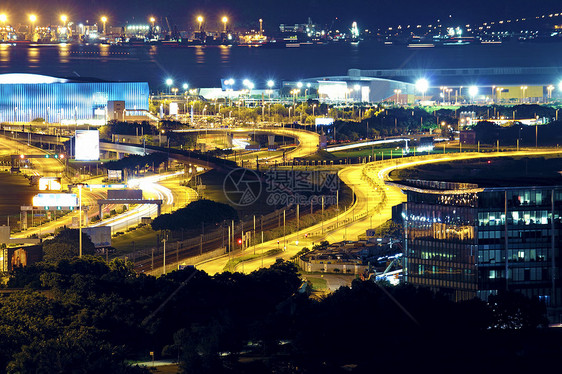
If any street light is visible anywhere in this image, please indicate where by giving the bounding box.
[60,14,67,26]
[222,16,228,33]
[520,86,528,103]
[394,89,402,104]
[101,16,107,35]
[150,17,156,27]
[165,78,173,94]
[496,87,503,103]
[415,78,429,101]
[468,86,478,103]
[440,86,448,104]
[29,14,37,41]
[75,182,86,258]
[547,85,554,101]
[0,14,6,42]
[197,15,204,31]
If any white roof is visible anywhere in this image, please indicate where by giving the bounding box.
[0,73,69,84]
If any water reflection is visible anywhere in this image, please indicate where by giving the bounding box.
[195,46,205,64]
[0,44,10,63]
[219,45,231,64]
[99,44,110,58]
[58,43,69,63]
[27,47,39,68]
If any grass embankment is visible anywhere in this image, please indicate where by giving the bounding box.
[111,225,159,255]
[222,249,283,272]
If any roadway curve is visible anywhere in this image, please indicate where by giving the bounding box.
[195,149,562,275]
[173,127,320,162]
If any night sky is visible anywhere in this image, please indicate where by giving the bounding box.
[1,0,562,30]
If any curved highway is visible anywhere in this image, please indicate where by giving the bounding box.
[196,148,562,275]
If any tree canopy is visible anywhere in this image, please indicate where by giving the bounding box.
[151,199,239,231]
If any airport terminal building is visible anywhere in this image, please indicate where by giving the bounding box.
[0,73,149,125]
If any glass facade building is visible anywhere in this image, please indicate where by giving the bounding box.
[0,73,149,123]
[401,181,562,322]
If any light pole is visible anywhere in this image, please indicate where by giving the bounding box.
[415,78,429,102]
[29,14,37,41]
[547,85,554,101]
[162,238,166,275]
[520,86,528,103]
[222,16,228,33]
[197,15,204,31]
[0,14,6,42]
[496,87,503,103]
[101,16,107,35]
[165,78,173,95]
[468,86,478,104]
[394,89,402,104]
[76,183,86,258]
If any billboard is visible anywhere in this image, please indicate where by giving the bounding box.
[38,177,62,191]
[83,226,112,248]
[75,130,100,161]
[169,102,178,116]
[107,189,143,200]
[315,117,334,126]
[32,193,78,208]
[107,170,123,180]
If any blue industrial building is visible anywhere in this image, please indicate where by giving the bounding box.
[0,73,149,124]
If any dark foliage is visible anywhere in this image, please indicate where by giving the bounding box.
[151,199,238,231]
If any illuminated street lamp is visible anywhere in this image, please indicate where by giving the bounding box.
[440,86,447,104]
[547,85,554,100]
[150,16,156,27]
[468,85,478,103]
[29,14,37,41]
[222,16,228,33]
[520,86,528,103]
[101,16,107,34]
[60,14,67,26]
[496,87,503,103]
[165,78,173,94]
[197,15,204,31]
[394,89,402,104]
[0,14,7,42]
[415,78,429,101]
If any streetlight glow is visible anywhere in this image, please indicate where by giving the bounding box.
[60,14,67,24]
[29,14,37,23]
[0,14,6,23]
[415,78,429,99]
[267,80,275,88]
[166,78,173,86]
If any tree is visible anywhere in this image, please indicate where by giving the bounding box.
[151,199,238,232]
[42,228,96,262]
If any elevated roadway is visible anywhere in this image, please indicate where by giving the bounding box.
[196,148,562,275]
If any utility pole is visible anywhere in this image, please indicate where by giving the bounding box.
[283,210,286,250]
[162,238,166,275]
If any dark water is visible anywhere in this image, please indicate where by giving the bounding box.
[0,172,38,218]
[1,41,562,91]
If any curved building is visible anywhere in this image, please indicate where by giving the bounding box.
[0,73,149,125]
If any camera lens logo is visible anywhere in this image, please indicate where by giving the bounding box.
[223,168,262,206]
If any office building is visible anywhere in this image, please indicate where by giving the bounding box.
[398,180,562,322]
